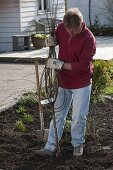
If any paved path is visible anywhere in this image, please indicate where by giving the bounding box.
[0,37,113,61]
[95,37,113,60]
[0,36,113,112]
[0,63,44,112]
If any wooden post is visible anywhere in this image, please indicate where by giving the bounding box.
[34,59,44,131]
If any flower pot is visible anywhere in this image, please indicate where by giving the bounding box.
[31,36,45,49]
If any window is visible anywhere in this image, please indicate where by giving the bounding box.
[38,0,50,11]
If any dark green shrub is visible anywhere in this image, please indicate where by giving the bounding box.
[91,60,113,103]
[88,26,113,36]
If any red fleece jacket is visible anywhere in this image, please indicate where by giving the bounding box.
[55,22,96,89]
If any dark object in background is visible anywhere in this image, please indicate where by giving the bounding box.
[12,35,30,51]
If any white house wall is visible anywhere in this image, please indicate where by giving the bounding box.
[53,2,65,20]
[20,0,37,33]
[53,0,65,19]
[91,0,111,26]
[0,0,20,52]
[67,0,112,26]
[0,0,64,52]
[37,0,65,22]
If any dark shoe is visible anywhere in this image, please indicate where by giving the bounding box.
[73,144,83,157]
[36,148,56,157]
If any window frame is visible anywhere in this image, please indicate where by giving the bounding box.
[38,0,50,12]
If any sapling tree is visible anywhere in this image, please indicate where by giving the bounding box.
[89,0,92,26]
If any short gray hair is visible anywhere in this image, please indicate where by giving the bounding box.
[63,8,83,29]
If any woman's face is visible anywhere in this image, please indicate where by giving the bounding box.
[65,22,83,36]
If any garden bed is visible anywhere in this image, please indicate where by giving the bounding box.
[0,98,113,170]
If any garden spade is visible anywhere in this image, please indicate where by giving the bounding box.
[34,59,49,143]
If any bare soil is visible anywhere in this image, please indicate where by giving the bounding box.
[0,98,113,170]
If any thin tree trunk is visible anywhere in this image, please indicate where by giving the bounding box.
[89,0,92,26]
[64,0,67,13]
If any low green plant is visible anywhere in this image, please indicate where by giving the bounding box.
[91,60,113,103]
[23,91,34,96]
[40,88,47,99]
[64,120,72,133]
[31,33,48,39]
[16,106,27,114]
[22,113,34,123]
[15,120,26,132]
[18,92,38,106]
[86,115,101,142]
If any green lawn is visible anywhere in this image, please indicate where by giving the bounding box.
[104,82,113,96]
